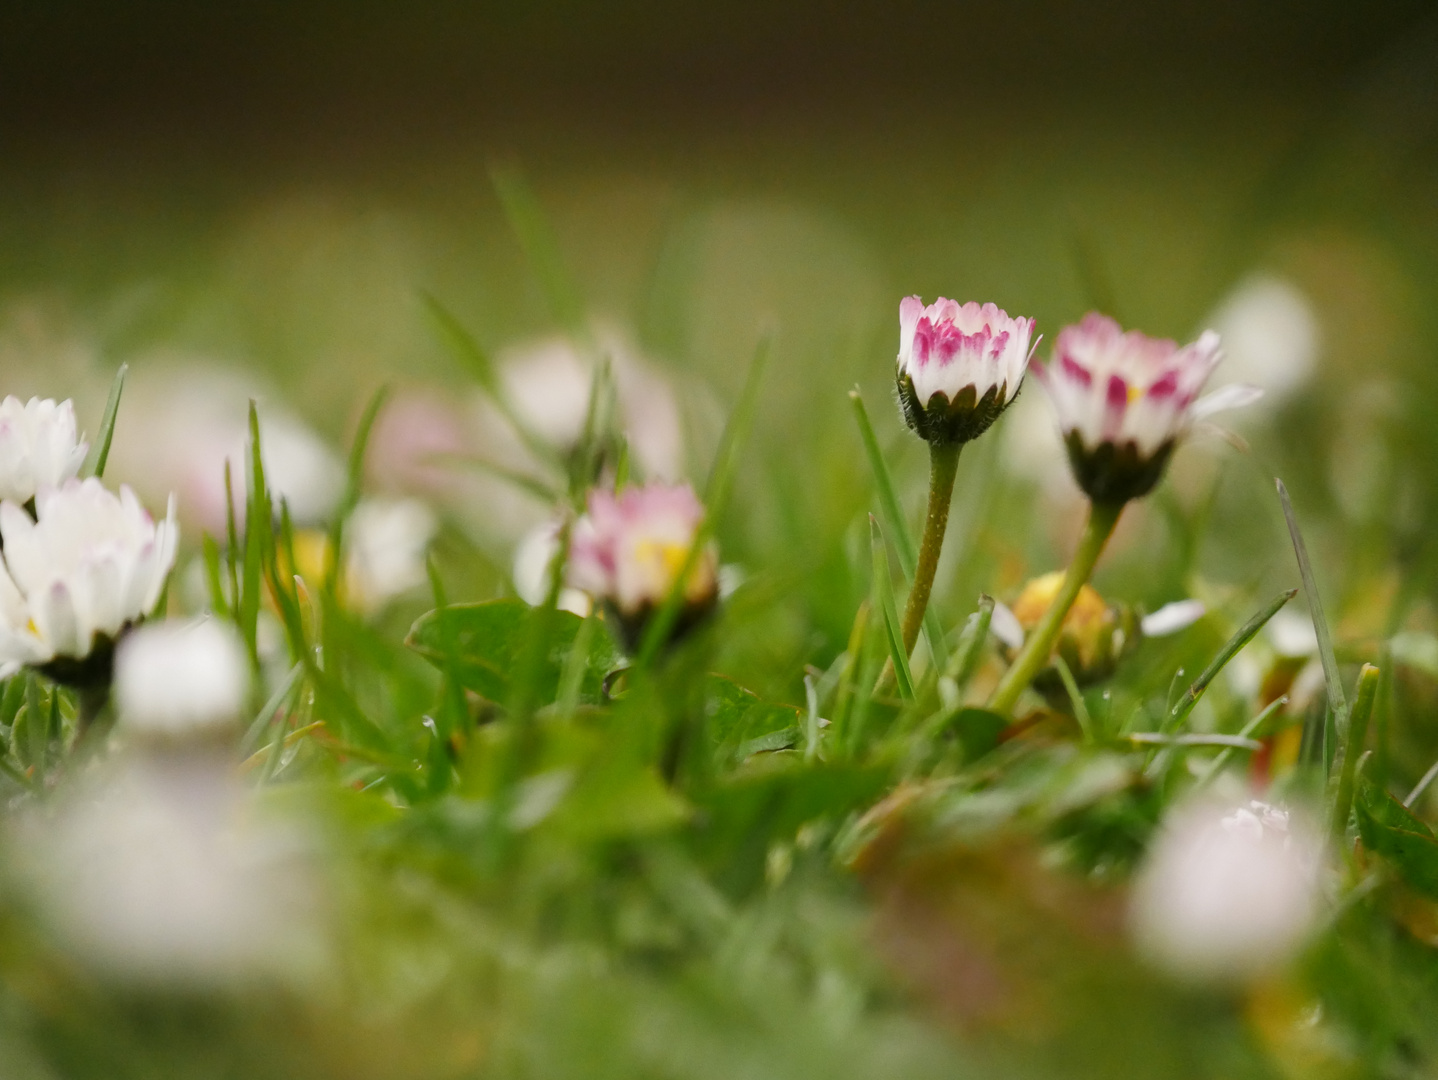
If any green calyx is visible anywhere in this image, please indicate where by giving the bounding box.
[896,371,1013,447]
[1063,431,1175,505]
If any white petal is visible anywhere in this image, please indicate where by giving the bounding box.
[989,600,1025,650]
[1141,600,1206,637]
[1191,383,1264,422]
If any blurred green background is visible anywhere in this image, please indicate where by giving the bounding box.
[1,0,1436,692]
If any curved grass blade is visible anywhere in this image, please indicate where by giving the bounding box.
[1194,695,1288,790]
[1053,655,1092,741]
[81,362,127,479]
[421,293,563,469]
[1167,587,1297,732]
[1277,477,1348,773]
[1331,663,1379,840]
[871,516,914,701]
[946,595,995,690]
[325,384,390,599]
[635,335,768,669]
[241,662,304,756]
[489,163,587,342]
[848,389,948,669]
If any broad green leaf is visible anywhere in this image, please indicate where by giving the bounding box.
[705,674,803,767]
[1356,779,1438,899]
[407,599,620,707]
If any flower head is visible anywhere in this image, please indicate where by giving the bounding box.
[115,619,249,738]
[1130,798,1324,984]
[569,482,717,647]
[0,478,178,685]
[0,396,89,505]
[1033,314,1258,503]
[896,298,1035,446]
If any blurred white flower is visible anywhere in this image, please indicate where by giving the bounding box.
[1034,314,1259,503]
[0,479,177,678]
[569,483,716,619]
[1205,275,1319,407]
[106,364,343,534]
[894,298,1035,446]
[512,520,592,617]
[0,396,88,504]
[497,325,685,481]
[1131,797,1324,983]
[16,754,320,986]
[345,496,437,613]
[256,413,345,525]
[1267,609,1319,658]
[115,618,249,737]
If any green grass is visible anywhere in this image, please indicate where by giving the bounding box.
[0,96,1436,1079]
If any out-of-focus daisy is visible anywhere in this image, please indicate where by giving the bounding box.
[0,479,177,685]
[496,324,685,482]
[0,396,88,505]
[1131,797,1324,983]
[114,618,249,738]
[15,755,321,986]
[107,364,344,534]
[569,482,716,648]
[344,496,437,614]
[1204,275,1319,408]
[1033,314,1260,504]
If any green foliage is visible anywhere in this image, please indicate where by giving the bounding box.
[407,598,621,707]
[1356,779,1438,898]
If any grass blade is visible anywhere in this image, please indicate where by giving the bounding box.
[1194,695,1288,790]
[1167,587,1296,731]
[325,384,390,599]
[1331,663,1379,840]
[946,595,995,690]
[421,293,564,469]
[489,163,587,341]
[871,516,914,701]
[849,388,947,669]
[1277,478,1348,773]
[702,334,769,520]
[634,335,769,668]
[81,362,127,479]
[241,662,304,756]
[1053,656,1093,742]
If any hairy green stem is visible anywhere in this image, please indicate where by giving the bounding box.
[898,441,962,658]
[988,499,1123,716]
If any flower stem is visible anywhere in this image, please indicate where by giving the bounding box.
[899,441,962,658]
[988,499,1124,716]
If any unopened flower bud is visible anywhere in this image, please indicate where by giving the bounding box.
[1033,314,1259,504]
[1008,571,1135,691]
[895,298,1035,446]
[568,482,718,650]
